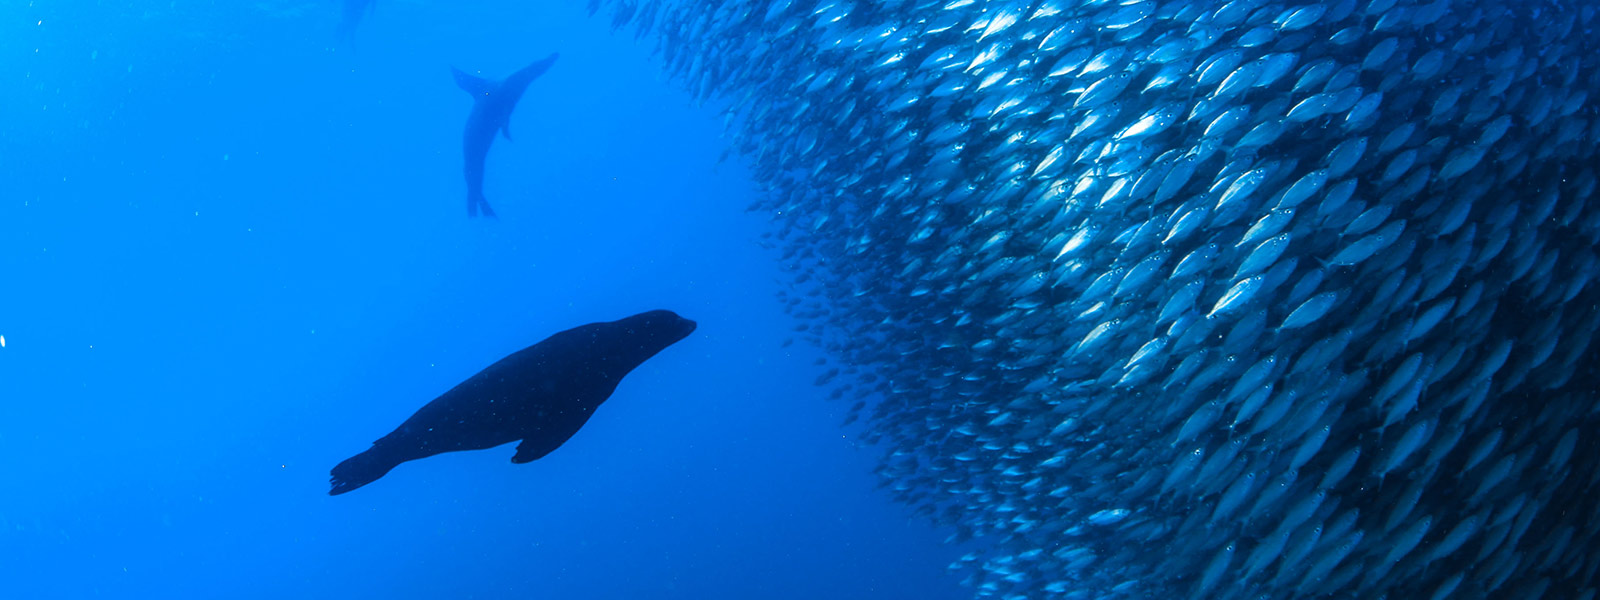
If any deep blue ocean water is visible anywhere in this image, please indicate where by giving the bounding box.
[0,2,965,598]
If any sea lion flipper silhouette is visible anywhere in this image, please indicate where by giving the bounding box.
[335,0,375,47]
[510,411,593,464]
[329,445,403,496]
[451,67,493,96]
[329,310,696,495]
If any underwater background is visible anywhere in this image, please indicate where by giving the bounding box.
[8,0,1600,599]
[1,1,964,598]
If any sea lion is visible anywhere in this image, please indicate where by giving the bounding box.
[452,54,559,217]
[329,309,696,495]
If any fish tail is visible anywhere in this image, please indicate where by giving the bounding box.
[328,447,399,496]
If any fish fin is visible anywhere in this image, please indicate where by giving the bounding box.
[451,67,494,98]
[501,122,513,142]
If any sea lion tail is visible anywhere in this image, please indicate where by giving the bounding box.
[329,448,399,496]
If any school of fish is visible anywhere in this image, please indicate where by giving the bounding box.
[585,0,1598,598]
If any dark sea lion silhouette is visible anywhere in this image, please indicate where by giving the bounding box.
[329,310,697,495]
[335,0,373,46]
[452,54,559,218]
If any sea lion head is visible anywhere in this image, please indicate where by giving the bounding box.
[624,309,698,347]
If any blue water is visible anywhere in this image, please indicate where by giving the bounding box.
[0,3,964,597]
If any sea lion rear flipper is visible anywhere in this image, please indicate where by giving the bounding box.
[329,447,401,495]
[468,191,496,218]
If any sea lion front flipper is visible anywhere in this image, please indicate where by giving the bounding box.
[510,439,553,464]
[451,67,494,98]
[510,434,569,464]
[510,410,595,464]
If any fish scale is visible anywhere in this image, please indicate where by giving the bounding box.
[589,1,1600,598]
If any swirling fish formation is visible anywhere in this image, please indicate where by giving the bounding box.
[586,0,1599,598]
